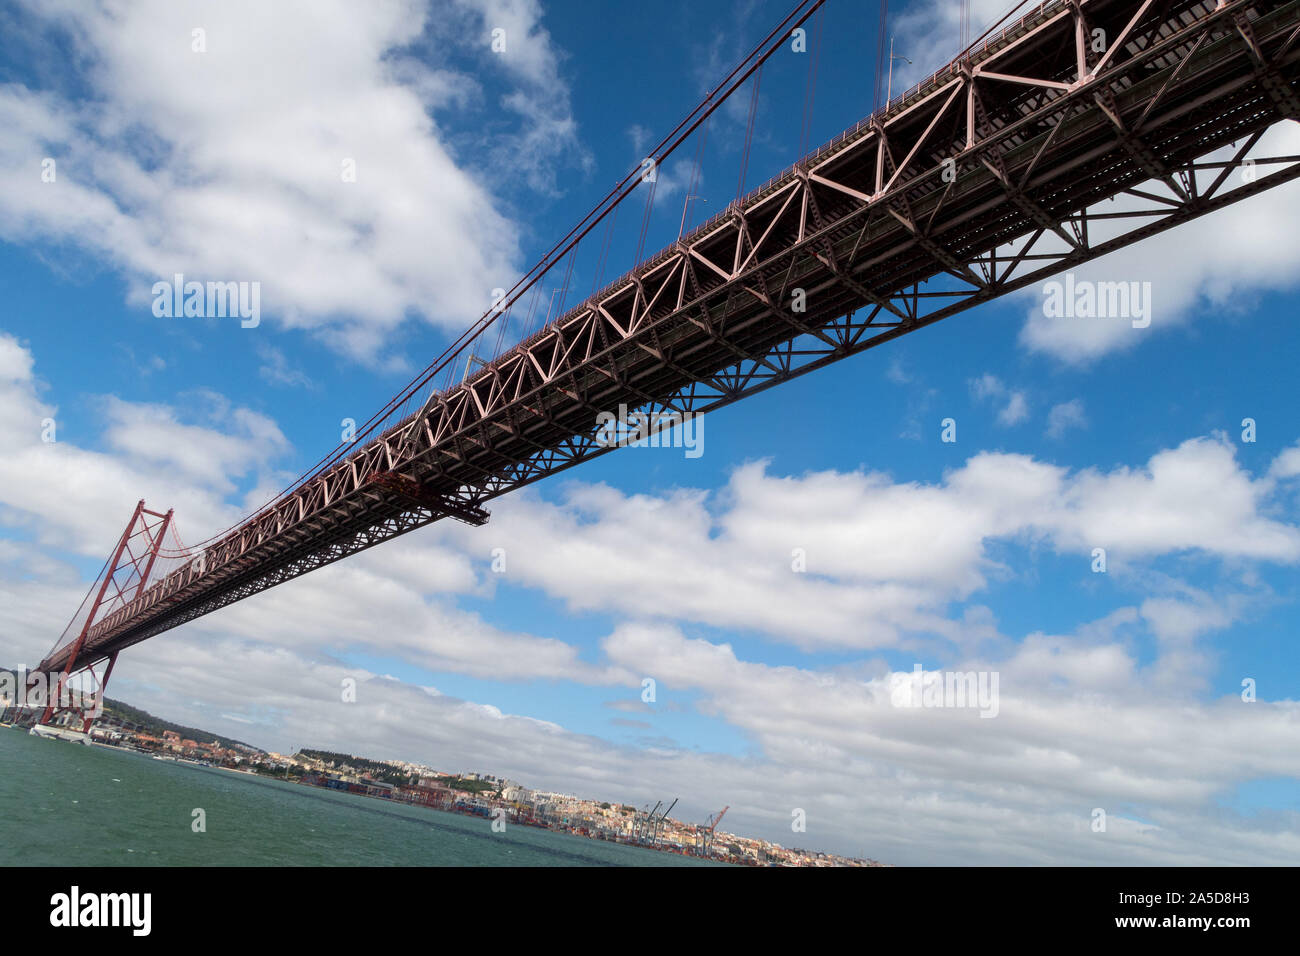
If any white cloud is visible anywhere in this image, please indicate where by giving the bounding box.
[1045,399,1087,440]
[4,0,1300,868]
[428,437,1300,650]
[998,391,1029,426]
[0,0,586,359]
[892,3,1300,365]
[588,620,1300,864]
[1014,118,1300,364]
[1271,442,1300,481]
[450,0,590,195]
[100,394,288,491]
[76,609,1300,865]
[4,334,1300,865]
[969,373,1028,426]
[893,1,1036,92]
[256,344,314,390]
[191,543,635,686]
[0,333,282,556]
[5,332,1297,662]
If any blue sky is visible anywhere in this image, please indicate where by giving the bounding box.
[2,0,1300,865]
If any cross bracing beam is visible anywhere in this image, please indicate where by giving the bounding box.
[42,0,1300,675]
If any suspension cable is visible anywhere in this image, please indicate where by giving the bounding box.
[156,0,828,556]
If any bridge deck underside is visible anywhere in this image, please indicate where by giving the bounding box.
[44,0,1300,675]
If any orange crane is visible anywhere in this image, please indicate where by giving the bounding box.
[698,805,729,858]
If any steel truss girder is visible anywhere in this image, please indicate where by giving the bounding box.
[43,0,1300,675]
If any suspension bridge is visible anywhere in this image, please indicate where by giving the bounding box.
[16,0,1300,730]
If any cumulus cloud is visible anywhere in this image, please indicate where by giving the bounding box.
[76,612,1300,866]
[1017,124,1300,362]
[429,437,1300,650]
[0,333,288,555]
[4,335,1300,865]
[893,2,1032,80]
[1046,399,1087,440]
[0,0,587,360]
[1270,442,1300,481]
[891,2,1300,365]
[6,0,1300,869]
[0,334,627,686]
[970,373,1029,426]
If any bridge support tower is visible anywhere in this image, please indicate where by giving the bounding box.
[35,500,172,732]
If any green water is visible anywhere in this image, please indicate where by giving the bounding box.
[0,728,715,866]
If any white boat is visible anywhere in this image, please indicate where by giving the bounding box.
[29,724,93,746]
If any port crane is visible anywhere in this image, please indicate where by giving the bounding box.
[632,801,659,843]
[697,805,729,858]
[652,798,677,846]
[633,798,677,846]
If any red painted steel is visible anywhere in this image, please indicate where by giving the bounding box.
[38,502,172,725]
[33,0,1300,691]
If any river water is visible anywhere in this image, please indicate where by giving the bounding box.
[0,728,714,866]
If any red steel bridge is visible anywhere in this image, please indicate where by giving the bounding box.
[21,0,1300,727]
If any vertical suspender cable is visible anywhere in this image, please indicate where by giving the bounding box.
[159,0,829,555]
[736,64,764,200]
[492,304,512,357]
[523,281,543,339]
[634,175,658,269]
[688,117,710,213]
[799,5,824,156]
[688,116,710,199]
[554,246,578,322]
[591,204,619,295]
[874,0,888,111]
